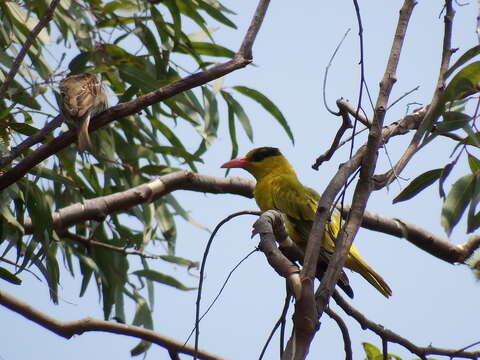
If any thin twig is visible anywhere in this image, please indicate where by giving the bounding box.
[332,291,480,360]
[0,290,224,360]
[62,232,171,259]
[314,0,416,340]
[193,211,260,360]
[0,0,61,100]
[0,115,63,167]
[184,247,258,345]
[323,29,351,116]
[386,86,420,110]
[325,307,352,360]
[374,0,455,189]
[312,100,353,169]
[259,291,292,360]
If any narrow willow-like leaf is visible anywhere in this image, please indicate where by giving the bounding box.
[467,173,480,233]
[441,173,476,236]
[393,169,442,203]
[133,269,194,290]
[233,85,294,143]
[221,90,253,141]
[446,45,480,78]
[468,154,480,173]
[0,266,22,285]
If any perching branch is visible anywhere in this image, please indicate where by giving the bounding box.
[289,2,416,359]
[0,0,61,100]
[0,290,224,360]
[332,291,480,360]
[0,0,273,190]
[314,0,416,316]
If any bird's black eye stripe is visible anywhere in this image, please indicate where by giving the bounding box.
[249,147,281,162]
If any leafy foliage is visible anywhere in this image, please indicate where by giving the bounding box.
[393,46,480,235]
[0,0,293,355]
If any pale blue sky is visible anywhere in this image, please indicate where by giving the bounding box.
[1,1,479,360]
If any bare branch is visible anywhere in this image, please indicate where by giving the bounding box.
[0,0,61,100]
[325,307,352,360]
[337,99,371,127]
[0,290,224,360]
[0,0,273,190]
[332,291,480,360]
[62,232,175,260]
[296,3,416,358]
[194,211,259,359]
[339,205,480,264]
[312,101,353,170]
[23,171,255,235]
[374,0,455,189]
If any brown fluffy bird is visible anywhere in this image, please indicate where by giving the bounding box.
[59,73,108,153]
[222,147,392,297]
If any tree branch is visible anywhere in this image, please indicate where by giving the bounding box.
[23,171,254,235]
[314,0,416,315]
[0,0,272,190]
[332,291,480,360]
[325,307,352,360]
[0,115,64,167]
[374,0,455,189]
[340,205,480,264]
[0,0,61,100]
[0,290,224,360]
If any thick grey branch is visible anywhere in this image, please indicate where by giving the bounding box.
[0,290,224,360]
[23,171,254,234]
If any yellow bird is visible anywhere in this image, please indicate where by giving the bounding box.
[221,147,392,297]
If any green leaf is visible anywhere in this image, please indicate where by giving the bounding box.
[468,154,480,173]
[393,169,442,204]
[442,62,480,104]
[198,0,237,28]
[165,194,208,231]
[221,90,253,141]
[361,342,402,360]
[467,174,480,233]
[227,101,238,162]
[28,166,77,187]
[179,41,235,58]
[446,45,480,78]
[441,173,477,236]
[362,342,381,360]
[68,52,90,74]
[8,121,39,136]
[133,269,194,290]
[159,255,199,269]
[0,266,22,285]
[434,111,471,133]
[233,86,294,143]
[439,162,455,199]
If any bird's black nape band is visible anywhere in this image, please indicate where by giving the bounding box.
[248,147,281,162]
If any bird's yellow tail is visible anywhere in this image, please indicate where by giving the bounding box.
[346,249,392,298]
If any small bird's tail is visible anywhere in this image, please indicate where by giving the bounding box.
[347,250,392,298]
[78,114,92,153]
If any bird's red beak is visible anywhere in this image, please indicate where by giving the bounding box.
[221,157,249,168]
